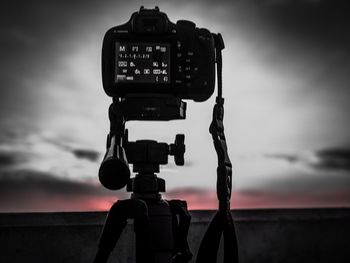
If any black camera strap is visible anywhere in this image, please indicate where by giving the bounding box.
[196,33,239,263]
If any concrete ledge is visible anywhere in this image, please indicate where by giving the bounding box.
[1,208,350,263]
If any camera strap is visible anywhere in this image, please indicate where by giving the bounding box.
[196,33,239,263]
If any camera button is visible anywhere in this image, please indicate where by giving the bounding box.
[177,41,182,49]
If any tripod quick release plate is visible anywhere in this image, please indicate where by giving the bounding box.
[116,95,186,121]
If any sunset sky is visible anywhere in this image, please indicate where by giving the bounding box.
[1,0,350,212]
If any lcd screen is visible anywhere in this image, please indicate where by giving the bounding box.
[115,42,170,83]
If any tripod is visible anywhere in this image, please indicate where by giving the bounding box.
[94,32,239,263]
[93,101,192,263]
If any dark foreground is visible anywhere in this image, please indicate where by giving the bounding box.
[0,208,349,263]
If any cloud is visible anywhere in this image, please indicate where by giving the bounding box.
[0,144,29,169]
[71,149,100,162]
[313,148,350,171]
[40,136,101,162]
[0,152,18,167]
[264,147,350,172]
[1,166,349,212]
[0,0,113,126]
[0,169,113,197]
[0,169,127,212]
[1,0,350,212]
[0,132,102,185]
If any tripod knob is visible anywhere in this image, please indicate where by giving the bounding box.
[170,134,185,165]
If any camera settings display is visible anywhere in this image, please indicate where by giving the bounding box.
[115,42,170,84]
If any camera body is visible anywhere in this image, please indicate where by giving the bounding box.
[102,7,216,102]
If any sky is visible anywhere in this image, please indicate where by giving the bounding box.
[0,0,350,211]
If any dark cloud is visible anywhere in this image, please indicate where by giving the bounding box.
[228,0,350,95]
[0,169,127,212]
[43,136,101,162]
[0,152,18,167]
[0,0,114,122]
[263,1,350,53]
[0,147,29,169]
[263,170,350,193]
[313,148,350,171]
[264,147,350,172]
[0,169,104,196]
[72,149,100,162]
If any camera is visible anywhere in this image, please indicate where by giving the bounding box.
[102,6,216,103]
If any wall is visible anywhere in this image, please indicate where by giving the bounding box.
[0,209,349,263]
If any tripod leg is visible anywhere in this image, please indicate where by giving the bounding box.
[93,199,152,263]
[93,201,127,263]
[168,200,193,263]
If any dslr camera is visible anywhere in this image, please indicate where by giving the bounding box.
[102,7,217,120]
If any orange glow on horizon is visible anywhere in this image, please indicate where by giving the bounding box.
[2,190,349,213]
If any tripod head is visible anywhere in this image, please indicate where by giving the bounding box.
[98,99,185,192]
[126,135,184,199]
